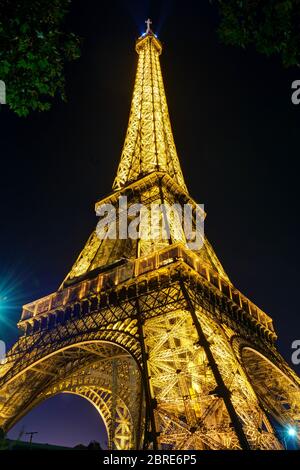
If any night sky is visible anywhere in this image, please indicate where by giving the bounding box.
[1,0,300,447]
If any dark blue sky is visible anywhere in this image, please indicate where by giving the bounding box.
[1,0,300,446]
[8,394,107,448]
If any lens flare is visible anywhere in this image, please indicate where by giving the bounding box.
[287,426,297,437]
[0,265,26,330]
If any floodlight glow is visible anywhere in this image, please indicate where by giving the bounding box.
[287,426,297,437]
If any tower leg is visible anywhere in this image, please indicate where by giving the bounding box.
[181,281,250,450]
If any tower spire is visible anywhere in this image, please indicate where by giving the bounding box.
[113,24,188,192]
[145,18,152,34]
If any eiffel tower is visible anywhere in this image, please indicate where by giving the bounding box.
[1,21,300,451]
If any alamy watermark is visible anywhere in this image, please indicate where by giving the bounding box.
[95,196,205,251]
[291,80,300,105]
[291,340,300,365]
[0,80,6,105]
[0,340,6,365]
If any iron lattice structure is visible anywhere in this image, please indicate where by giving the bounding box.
[1,28,300,450]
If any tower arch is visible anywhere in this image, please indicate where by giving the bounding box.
[0,340,143,449]
[241,347,300,428]
[48,387,134,450]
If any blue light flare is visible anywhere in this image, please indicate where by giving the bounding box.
[287,426,297,437]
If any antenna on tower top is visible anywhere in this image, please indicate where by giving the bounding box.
[145,18,152,34]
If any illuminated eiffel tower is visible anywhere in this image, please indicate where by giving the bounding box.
[1,21,300,450]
